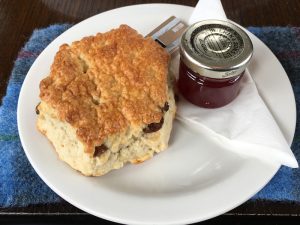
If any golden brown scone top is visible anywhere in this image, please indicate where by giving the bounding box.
[39,25,170,153]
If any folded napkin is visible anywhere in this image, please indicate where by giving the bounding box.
[175,0,298,168]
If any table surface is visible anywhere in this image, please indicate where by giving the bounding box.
[1,0,300,224]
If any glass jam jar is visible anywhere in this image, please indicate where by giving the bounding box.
[178,20,253,108]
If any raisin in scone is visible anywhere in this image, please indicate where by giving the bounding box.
[36,25,176,176]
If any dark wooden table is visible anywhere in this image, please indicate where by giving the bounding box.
[1,0,300,224]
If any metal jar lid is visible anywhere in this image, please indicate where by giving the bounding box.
[180,20,253,79]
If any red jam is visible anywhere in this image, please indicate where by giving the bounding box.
[178,59,244,108]
[178,20,253,108]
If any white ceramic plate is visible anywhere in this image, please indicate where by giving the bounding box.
[17,4,296,225]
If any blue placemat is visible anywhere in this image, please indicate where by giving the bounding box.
[0,24,300,207]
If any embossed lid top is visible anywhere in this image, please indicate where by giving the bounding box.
[180,19,253,79]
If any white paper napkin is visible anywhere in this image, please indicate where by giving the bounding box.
[175,0,298,168]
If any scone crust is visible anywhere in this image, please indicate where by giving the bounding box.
[39,25,170,154]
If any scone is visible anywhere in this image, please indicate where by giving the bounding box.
[36,25,176,176]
